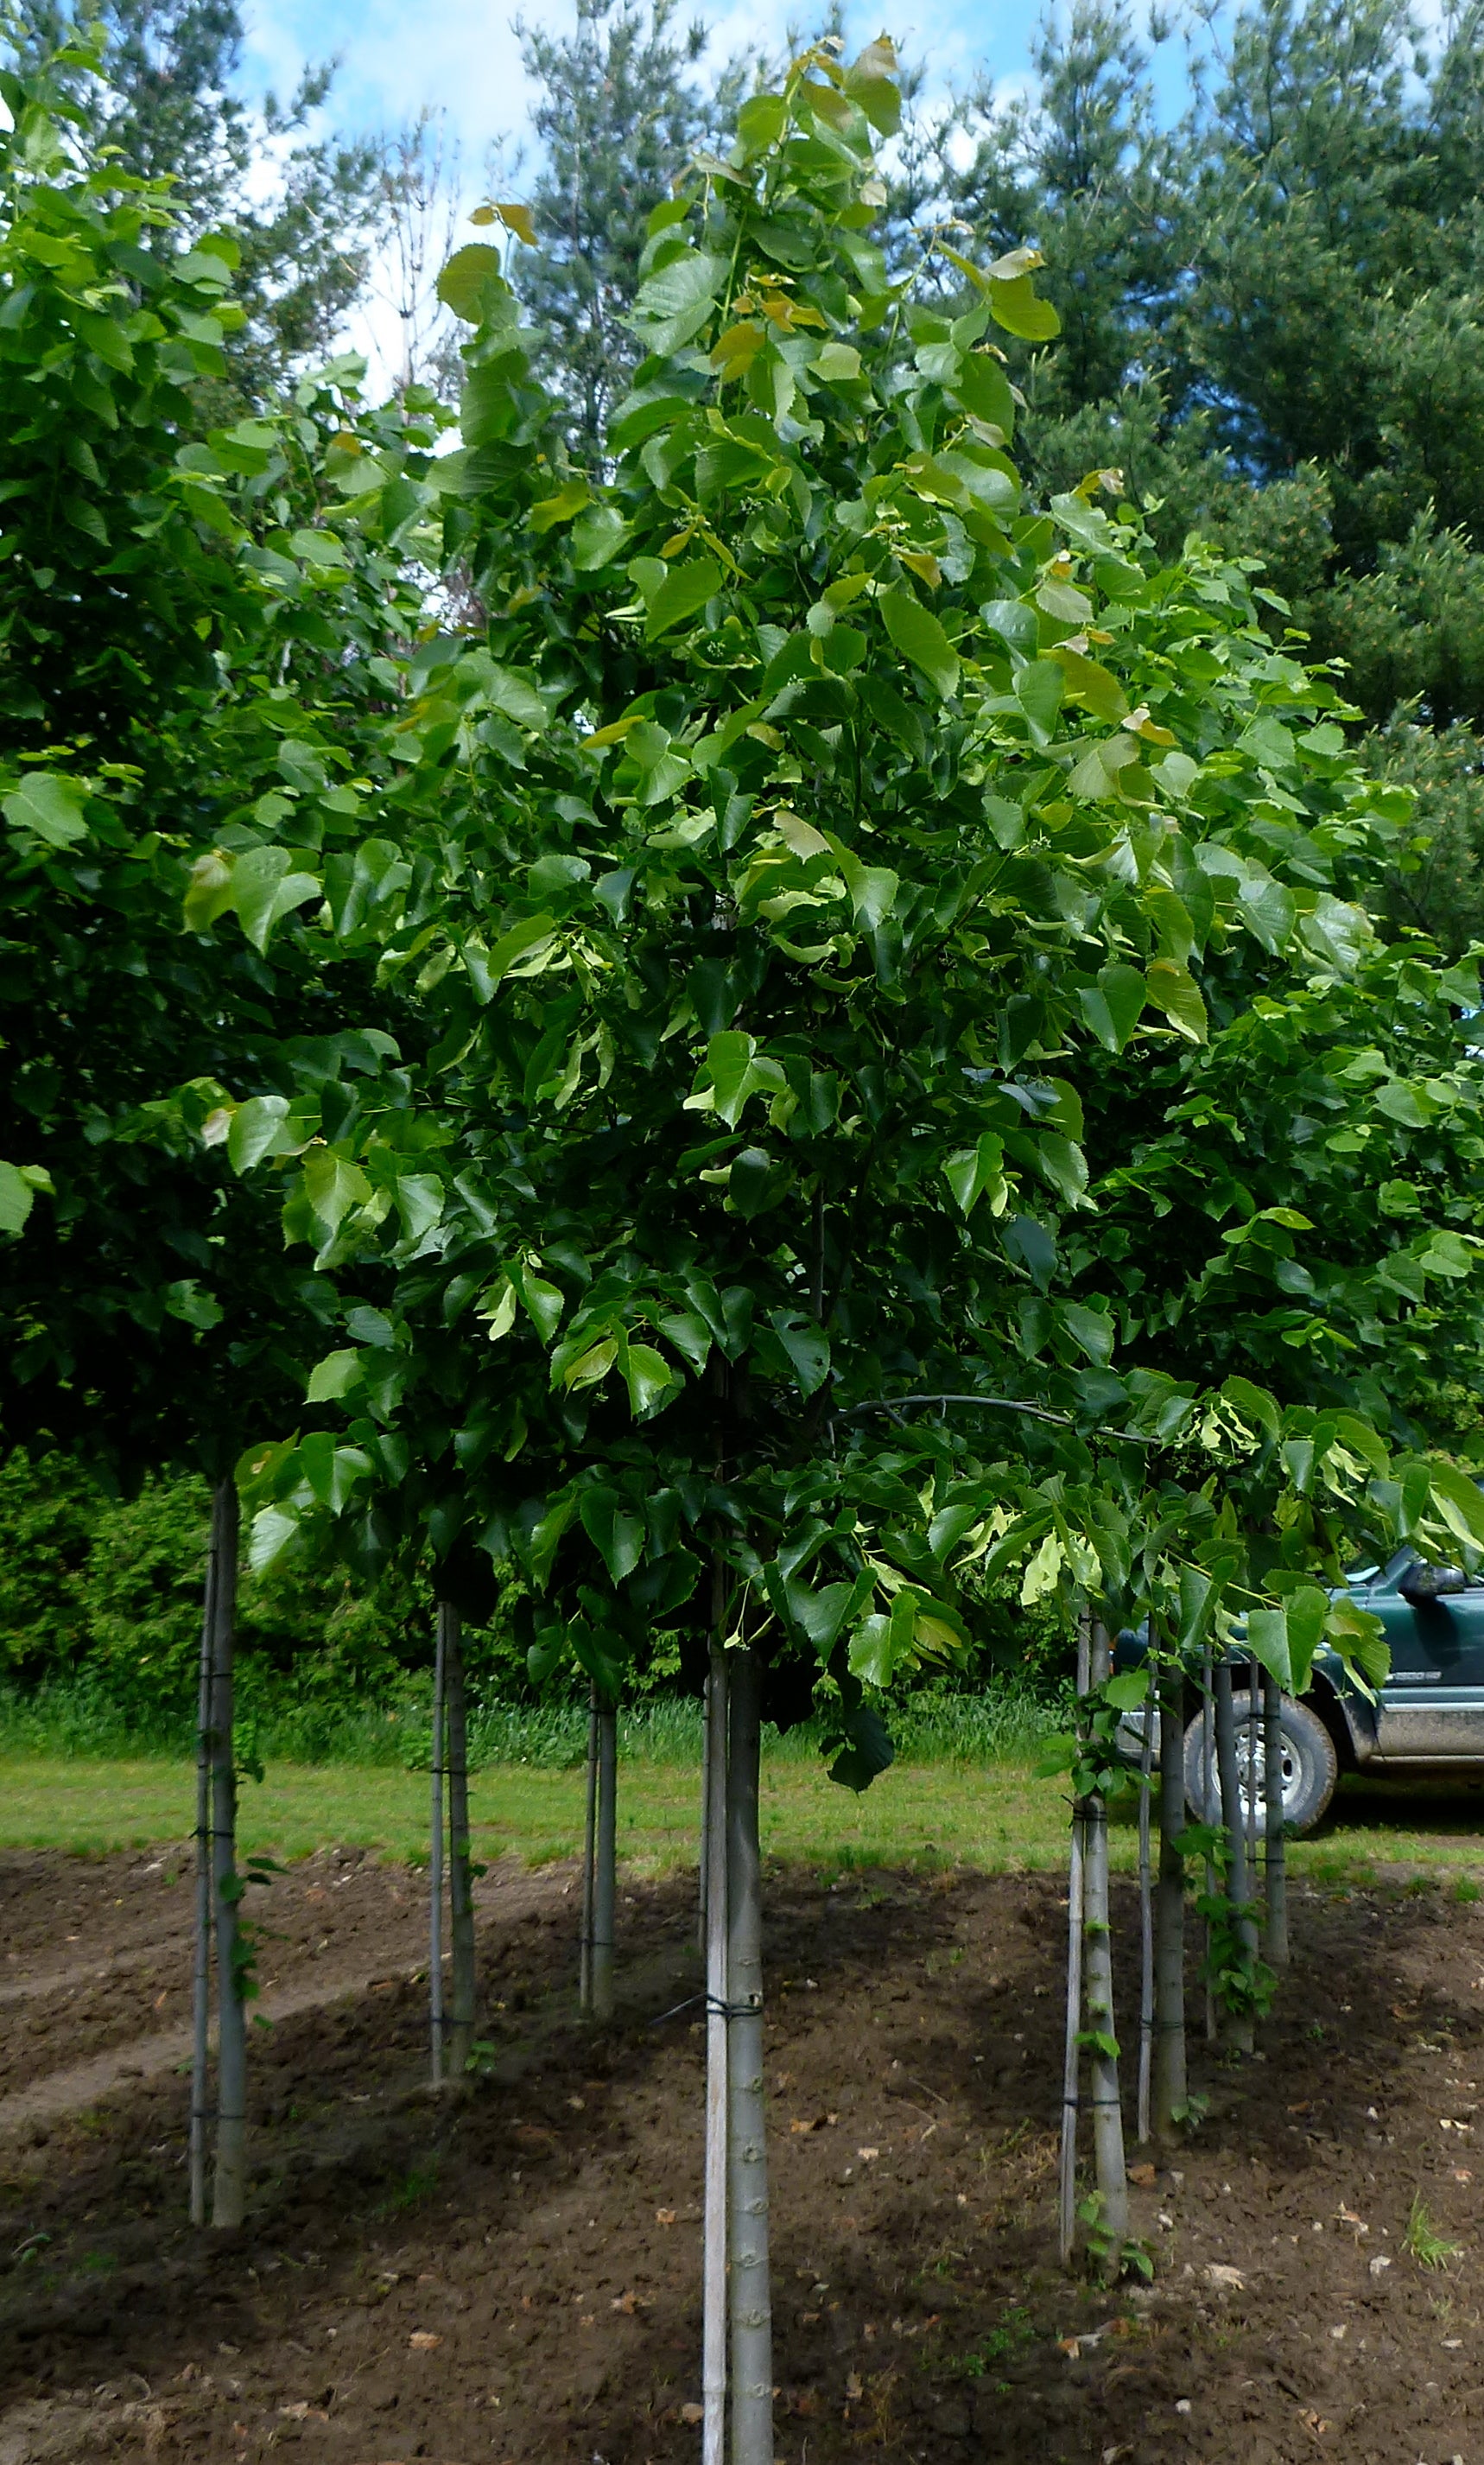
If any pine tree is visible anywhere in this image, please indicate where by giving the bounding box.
[15,0,383,403]
[510,0,750,464]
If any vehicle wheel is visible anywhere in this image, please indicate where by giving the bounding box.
[1183,1693,1338,1833]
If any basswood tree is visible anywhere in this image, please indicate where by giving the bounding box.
[180,14,1484,2397]
[0,25,451,2226]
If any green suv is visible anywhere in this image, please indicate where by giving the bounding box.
[1121,1547,1484,1831]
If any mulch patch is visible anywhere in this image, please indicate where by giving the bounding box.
[1,1846,1481,2463]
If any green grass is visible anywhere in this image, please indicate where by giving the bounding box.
[3,1747,1483,1878]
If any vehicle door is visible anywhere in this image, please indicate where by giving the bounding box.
[1372,1556,1484,1758]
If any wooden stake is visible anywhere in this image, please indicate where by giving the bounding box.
[209,1477,245,2230]
[580,1680,598,2012]
[1058,1612,1090,2265]
[702,1626,729,2465]
[726,1641,772,2464]
[1263,1668,1289,1966]
[592,1699,617,2021]
[189,1508,218,2227]
[1136,1663,1155,2148]
[443,1604,476,2077]
[429,1611,446,2088]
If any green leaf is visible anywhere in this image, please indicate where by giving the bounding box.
[987,272,1061,340]
[1145,960,1208,1044]
[1104,1668,1150,1712]
[484,912,559,991]
[1013,660,1064,742]
[644,555,722,639]
[580,1489,645,1582]
[517,1267,565,1342]
[0,1160,51,1235]
[843,35,901,133]
[301,1148,371,1242]
[3,771,89,848]
[769,1309,830,1398]
[1078,962,1145,1053]
[436,244,504,321]
[736,92,786,156]
[942,1130,1007,1218]
[620,1339,674,1418]
[828,1701,895,1794]
[231,847,322,954]
[879,590,959,698]
[227,1095,292,1172]
[631,250,727,354]
[306,1348,363,1402]
[832,841,899,930]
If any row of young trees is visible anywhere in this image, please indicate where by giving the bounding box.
[3,16,1484,2458]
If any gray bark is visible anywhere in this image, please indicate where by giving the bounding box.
[580,1683,598,2011]
[189,1514,217,2227]
[1152,1660,1188,2138]
[1263,1668,1289,1967]
[702,1634,729,2465]
[209,1477,245,2231]
[1213,1661,1257,2055]
[429,1614,446,2087]
[1201,1649,1217,2043]
[591,1700,617,2021]
[1083,1621,1128,2243]
[726,1642,772,2463]
[1136,1667,1155,2147]
[442,1604,477,2075]
[1057,1615,1090,2265]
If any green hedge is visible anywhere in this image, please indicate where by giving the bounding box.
[0,1452,1071,1760]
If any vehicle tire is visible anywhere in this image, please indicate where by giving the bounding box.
[1183,1692,1338,1833]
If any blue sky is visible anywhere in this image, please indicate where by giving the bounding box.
[240,1,1062,164]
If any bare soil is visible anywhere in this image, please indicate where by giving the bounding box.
[1,1839,1481,2465]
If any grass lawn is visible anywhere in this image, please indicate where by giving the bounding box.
[2,1750,1484,1880]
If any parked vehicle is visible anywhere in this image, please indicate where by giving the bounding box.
[1118,1547,1484,1832]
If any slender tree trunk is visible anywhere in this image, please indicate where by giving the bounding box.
[1136,1667,1155,2147]
[1083,1621,1129,2244]
[580,1681,599,2012]
[591,1698,617,2021]
[1152,1659,1188,2140]
[698,1665,712,1961]
[209,1477,245,2231]
[429,1613,446,2087]
[442,1604,476,2077]
[1213,1660,1257,2056]
[702,1631,729,2465]
[1058,1616,1090,2265]
[189,1510,218,2227]
[1202,1648,1216,2044]
[1245,1656,1260,1901]
[1263,1669,1290,1967]
[726,1642,772,2463]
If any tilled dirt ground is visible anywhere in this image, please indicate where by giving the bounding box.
[1,1840,1482,2465]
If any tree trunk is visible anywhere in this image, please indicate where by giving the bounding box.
[1057,1615,1090,2265]
[591,1699,617,2022]
[1263,1669,1290,1967]
[702,1632,729,2465]
[580,1682,598,2011]
[209,1477,245,2231]
[429,1613,446,2087]
[1083,1621,1129,2244]
[1213,1660,1257,2056]
[1136,1666,1155,2147]
[726,1642,772,2463]
[442,1604,476,2076]
[1201,1648,1216,2044]
[1152,1659,1188,2139]
[189,1509,218,2227]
